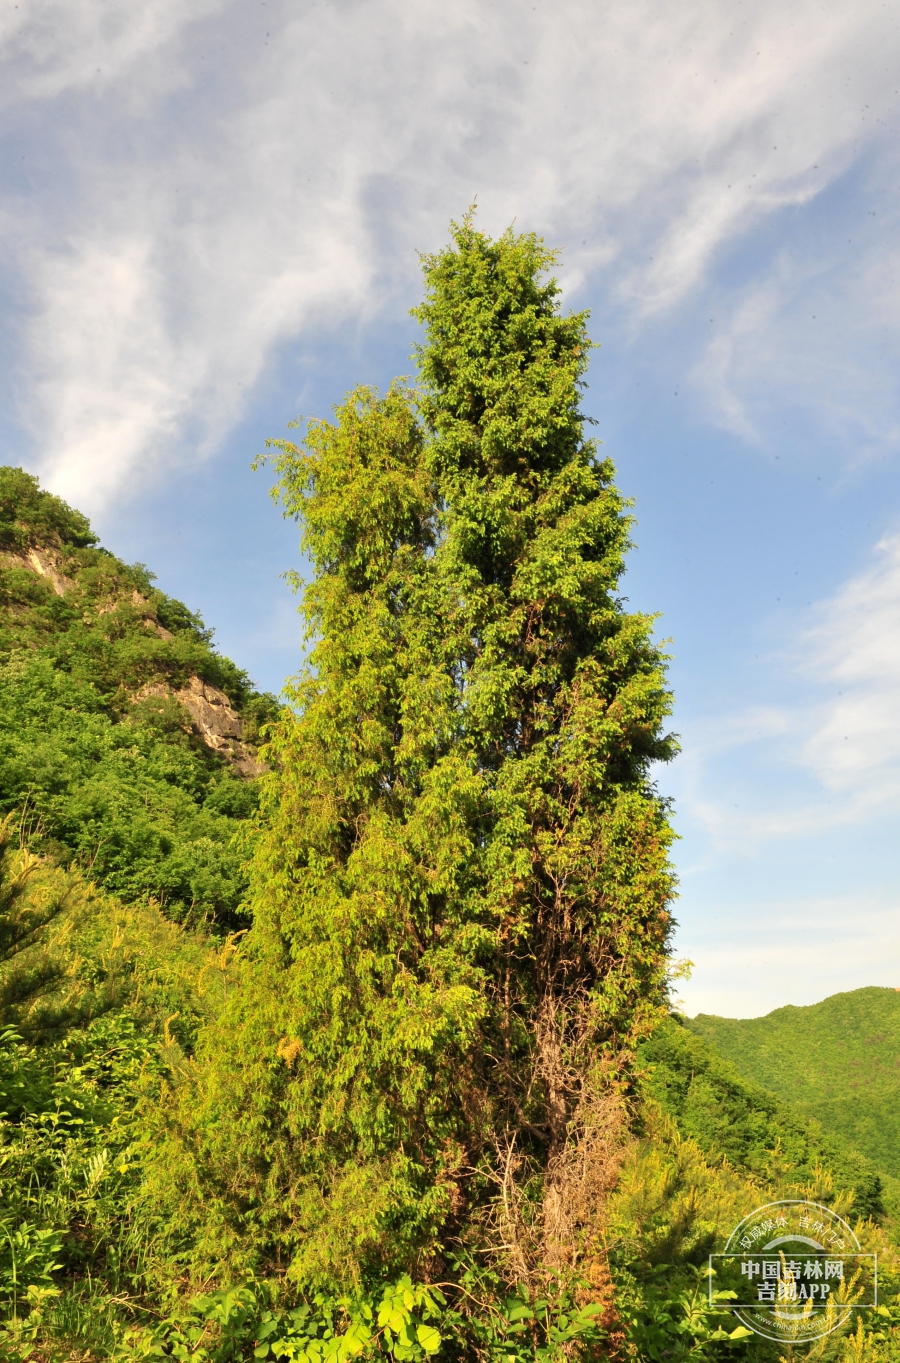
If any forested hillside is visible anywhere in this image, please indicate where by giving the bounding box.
[1,219,898,1363]
[640,1016,891,1215]
[0,465,279,1356]
[689,987,900,1179]
[0,466,276,929]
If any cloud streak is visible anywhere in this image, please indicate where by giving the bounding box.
[674,534,900,853]
[803,535,900,794]
[692,217,900,456]
[2,0,900,509]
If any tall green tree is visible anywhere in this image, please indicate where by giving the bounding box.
[159,216,677,1295]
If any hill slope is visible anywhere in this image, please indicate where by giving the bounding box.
[688,986,900,1178]
[639,1013,887,1216]
[0,466,277,928]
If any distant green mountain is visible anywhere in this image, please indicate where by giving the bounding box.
[688,986,900,1178]
[639,1014,886,1217]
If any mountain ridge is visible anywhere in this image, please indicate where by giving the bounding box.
[687,985,900,1178]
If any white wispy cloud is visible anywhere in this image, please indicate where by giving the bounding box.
[0,0,221,105]
[802,535,900,795]
[2,0,899,509]
[674,534,900,851]
[692,228,900,456]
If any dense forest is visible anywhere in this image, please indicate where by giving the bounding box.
[689,988,900,1180]
[1,217,898,1362]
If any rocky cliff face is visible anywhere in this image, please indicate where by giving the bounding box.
[136,677,265,778]
[5,545,74,596]
[3,537,266,780]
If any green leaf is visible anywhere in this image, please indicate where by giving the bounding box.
[416,1325,442,1355]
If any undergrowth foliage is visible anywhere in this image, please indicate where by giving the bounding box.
[0,825,236,1359]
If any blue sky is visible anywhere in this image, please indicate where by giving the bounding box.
[2,0,899,1017]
